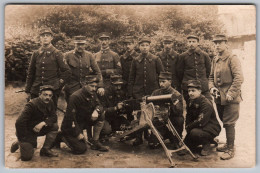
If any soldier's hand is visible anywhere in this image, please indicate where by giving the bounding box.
[59,79,64,84]
[77,133,85,140]
[117,102,124,110]
[33,122,46,133]
[91,110,99,121]
[97,88,105,96]
[226,94,233,102]
[210,87,219,95]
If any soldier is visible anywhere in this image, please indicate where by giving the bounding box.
[176,35,211,103]
[120,36,139,95]
[128,36,164,146]
[10,85,59,161]
[58,75,109,154]
[180,80,221,156]
[209,34,244,160]
[94,32,122,87]
[64,36,104,102]
[156,35,179,90]
[25,27,71,108]
[148,72,184,149]
[99,75,131,137]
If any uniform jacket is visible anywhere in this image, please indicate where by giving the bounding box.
[186,95,221,136]
[209,50,244,105]
[177,47,211,92]
[25,45,71,94]
[61,86,104,137]
[156,49,179,89]
[128,52,164,99]
[15,97,57,142]
[120,50,139,86]
[94,48,122,79]
[64,50,103,95]
[152,86,183,117]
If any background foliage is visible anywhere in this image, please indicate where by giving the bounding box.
[5,5,225,82]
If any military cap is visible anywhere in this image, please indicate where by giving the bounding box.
[138,36,151,44]
[110,75,124,85]
[187,80,202,89]
[40,85,54,92]
[39,27,53,36]
[74,36,87,44]
[99,32,110,39]
[212,34,228,42]
[187,35,199,41]
[159,72,172,80]
[85,75,99,84]
[163,35,174,42]
[123,36,134,43]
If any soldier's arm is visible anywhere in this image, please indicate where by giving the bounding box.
[127,60,136,98]
[172,55,181,91]
[113,53,122,75]
[15,103,34,141]
[25,52,37,93]
[198,99,214,127]
[56,51,71,84]
[208,58,216,90]
[90,54,104,87]
[171,93,183,117]
[156,56,165,74]
[175,54,184,90]
[204,53,212,78]
[44,100,57,126]
[227,55,244,98]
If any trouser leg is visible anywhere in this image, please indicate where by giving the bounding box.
[93,121,104,141]
[19,142,34,161]
[63,134,87,154]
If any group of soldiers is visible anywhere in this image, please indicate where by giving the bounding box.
[10,27,244,163]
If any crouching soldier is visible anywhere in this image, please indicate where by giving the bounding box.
[148,72,184,149]
[99,75,131,138]
[11,85,59,161]
[181,80,221,156]
[58,75,109,154]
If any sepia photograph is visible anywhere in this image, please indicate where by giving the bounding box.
[4,4,256,168]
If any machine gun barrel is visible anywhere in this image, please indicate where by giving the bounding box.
[145,94,172,102]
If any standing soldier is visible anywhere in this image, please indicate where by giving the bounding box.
[120,36,139,95]
[58,75,109,154]
[209,34,244,160]
[128,36,164,145]
[11,85,59,161]
[156,35,179,90]
[64,36,103,102]
[176,35,211,103]
[148,72,184,149]
[25,27,71,108]
[179,80,221,156]
[94,32,122,87]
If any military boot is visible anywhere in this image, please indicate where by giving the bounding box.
[40,131,58,157]
[217,143,228,152]
[220,145,235,160]
[10,140,19,153]
[201,142,211,156]
[90,140,109,152]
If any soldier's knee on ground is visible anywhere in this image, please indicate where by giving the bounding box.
[102,121,112,135]
[73,143,87,155]
[19,142,34,161]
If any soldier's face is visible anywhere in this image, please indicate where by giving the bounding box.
[214,41,227,53]
[40,33,53,46]
[188,88,201,100]
[187,38,199,50]
[139,42,150,54]
[99,38,110,48]
[159,79,171,89]
[113,84,122,90]
[163,42,173,51]
[87,83,98,93]
[39,90,53,104]
[126,42,135,52]
[75,43,85,52]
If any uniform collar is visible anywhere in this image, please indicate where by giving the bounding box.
[136,52,153,63]
[216,49,231,61]
[161,49,176,59]
[187,47,201,55]
[101,47,110,54]
[73,50,86,58]
[39,44,55,54]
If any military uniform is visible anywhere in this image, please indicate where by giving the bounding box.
[64,36,103,102]
[176,35,211,102]
[183,81,221,155]
[60,76,107,154]
[128,52,164,99]
[25,28,71,108]
[14,85,58,161]
[209,34,244,160]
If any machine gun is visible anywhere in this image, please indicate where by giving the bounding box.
[117,94,198,167]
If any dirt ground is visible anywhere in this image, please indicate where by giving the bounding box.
[4,58,256,168]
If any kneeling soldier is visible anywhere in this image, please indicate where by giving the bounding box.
[182,80,221,156]
[11,85,59,161]
[148,72,184,149]
[59,75,109,154]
